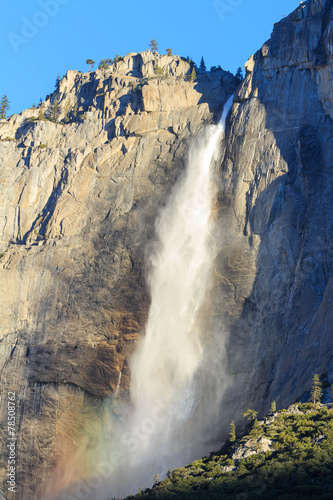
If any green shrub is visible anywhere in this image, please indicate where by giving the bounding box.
[125,404,333,500]
[189,67,196,82]
[38,144,47,148]
[154,65,164,77]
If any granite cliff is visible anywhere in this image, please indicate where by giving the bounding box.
[1,0,333,498]
[216,0,333,423]
[0,52,237,499]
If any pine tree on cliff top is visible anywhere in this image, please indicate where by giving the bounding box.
[0,95,10,120]
[86,59,95,71]
[149,39,158,53]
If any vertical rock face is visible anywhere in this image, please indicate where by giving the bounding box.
[217,0,333,418]
[0,52,237,498]
[2,1,333,495]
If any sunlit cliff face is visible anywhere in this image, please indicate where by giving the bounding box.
[55,97,232,500]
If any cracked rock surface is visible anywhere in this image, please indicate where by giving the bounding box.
[0,52,237,498]
[215,0,333,426]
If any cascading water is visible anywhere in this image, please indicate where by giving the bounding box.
[113,95,234,496]
[57,96,233,500]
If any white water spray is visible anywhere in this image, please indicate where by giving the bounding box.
[121,95,234,492]
[131,97,233,419]
[63,97,234,500]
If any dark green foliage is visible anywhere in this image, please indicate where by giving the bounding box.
[229,421,236,442]
[38,107,45,121]
[98,59,111,77]
[98,58,111,73]
[320,373,330,389]
[200,57,206,71]
[311,374,322,405]
[189,67,196,82]
[125,405,333,500]
[166,48,172,56]
[154,65,164,77]
[86,59,95,71]
[235,66,244,81]
[99,59,108,68]
[63,100,71,123]
[149,39,158,53]
[49,99,60,122]
[0,95,10,120]
[55,74,60,88]
[270,400,277,412]
[242,409,258,422]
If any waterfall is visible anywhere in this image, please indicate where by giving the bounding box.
[58,96,233,500]
[121,95,234,494]
[131,95,233,421]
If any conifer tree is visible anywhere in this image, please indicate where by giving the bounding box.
[63,100,71,123]
[49,99,60,122]
[311,374,322,405]
[229,420,236,442]
[270,400,277,412]
[242,409,258,423]
[38,107,45,121]
[200,56,206,71]
[189,67,196,82]
[86,59,95,71]
[149,39,158,53]
[166,48,172,56]
[98,59,109,77]
[0,95,10,120]
[235,66,243,81]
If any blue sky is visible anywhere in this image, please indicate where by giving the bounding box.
[1,0,300,116]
